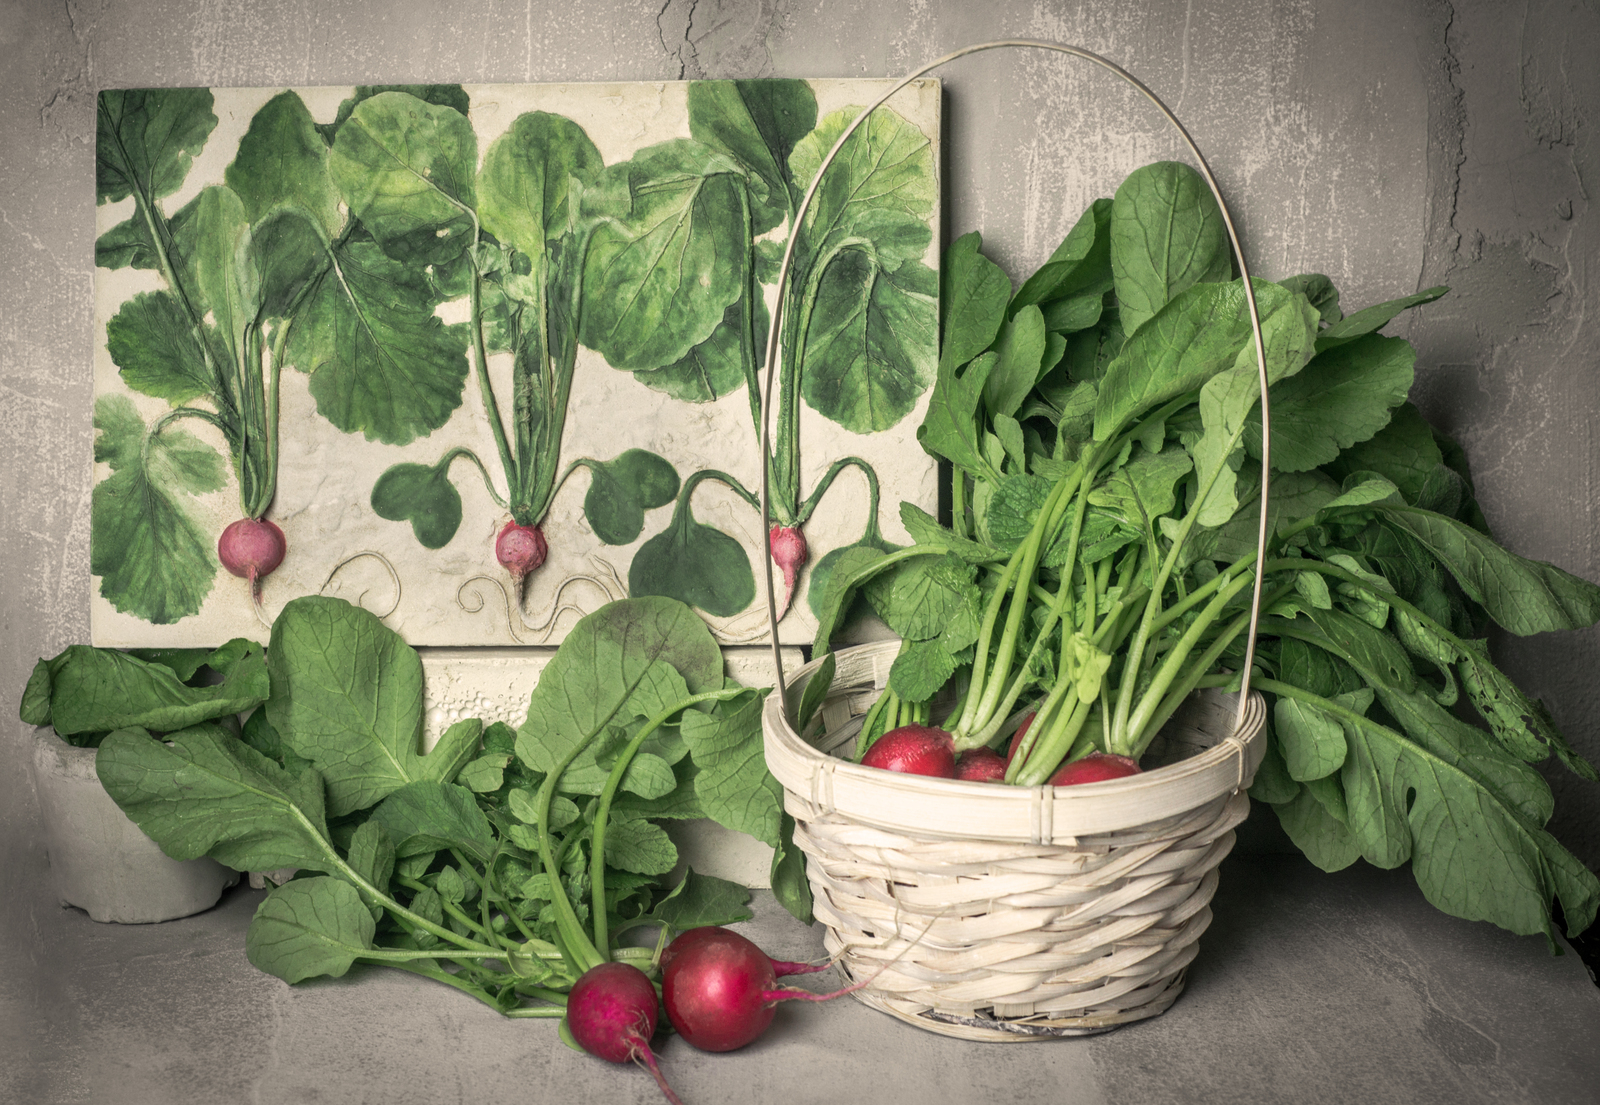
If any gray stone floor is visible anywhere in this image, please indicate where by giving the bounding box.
[5,855,1597,1105]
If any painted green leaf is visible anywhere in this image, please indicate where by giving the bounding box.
[246,877,376,984]
[286,239,470,445]
[514,597,723,788]
[1110,160,1231,335]
[1012,198,1114,313]
[250,209,331,319]
[95,214,160,271]
[185,185,259,366]
[370,779,496,865]
[790,105,935,268]
[96,723,338,874]
[40,642,267,740]
[582,449,680,546]
[265,596,479,816]
[96,88,217,205]
[581,140,748,372]
[477,110,603,257]
[628,491,755,619]
[1251,334,1416,473]
[329,91,477,266]
[90,395,224,625]
[371,460,463,549]
[1376,505,1600,636]
[679,690,782,848]
[801,252,937,433]
[634,295,762,403]
[104,291,216,403]
[226,90,341,239]
[687,79,817,234]
[1315,286,1448,351]
[319,85,471,144]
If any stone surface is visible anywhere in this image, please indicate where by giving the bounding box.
[3,857,1596,1105]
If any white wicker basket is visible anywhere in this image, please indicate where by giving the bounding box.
[762,645,1266,1039]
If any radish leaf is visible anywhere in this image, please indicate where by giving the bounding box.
[96,88,217,204]
[688,79,817,235]
[1110,161,1231,336]
[582,449,680,546]
[247,877,376,984]
[680,690,782,848]
[371,460,464,549]
[226,90,341,240]
[939,232,1010,373]
[104,291,217,403]
[1252,334,1416,473]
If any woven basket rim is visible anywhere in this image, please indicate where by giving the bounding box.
[763,639,1266,844]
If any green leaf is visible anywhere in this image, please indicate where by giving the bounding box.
[604,816,679,876]
[582,450,680,546]
[866,553,979,642]
[1279,274,1342,324]
[1248,725,1300,806]
[581,140,748,372]
[1273,786,1361,872]
[770,812,813,924]
[888,637,959,701]
[1093,280,1257,441]
[319,85,471,145]
[91,395,224,625]
[687,79,817,234]
[246,877,376,983]
[1323,402,1443,504]
[633,296,759,403]
[1110,161,1230,335]
[982,305,1048,420]
[627,490,755,619]
[1253,334,1416,473]
[1012,198,1114,313]
[370,459,464,550]
[96,89,217,205]
[226,90,342,240]
[457,752,513,793]
[346,820,396,894]
[41,642,268,739]
[801,253,938,433]
[680,690,782,848]
[1457,638,1598,780]
[96,723,338,874]
[790,104,935,269]
[796,651,835,733]
[939,232,1010,372]
[96,214,160,271]
[287,239,470,445]
[105,291,217,403]
[250,209,331,319]
[1315,286,1447,350]
[266,596,477,815]
[371,780,496,865]
[329,92,477,265]
[183,186,259,367]
[898,502,1005,565]
[1376,506,1600,635]
[984,473,1053,551]
[515,597,723,789]
[1274,694,1352,781]
[917,354,1000,481]
[634,868,754,932]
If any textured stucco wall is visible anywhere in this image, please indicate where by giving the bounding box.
[2,0,1596,947]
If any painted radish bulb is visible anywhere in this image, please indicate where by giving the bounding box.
[218,517,286,600]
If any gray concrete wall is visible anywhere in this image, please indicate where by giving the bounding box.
[4,0,1596,944]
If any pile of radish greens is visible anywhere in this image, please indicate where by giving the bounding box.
[811,159,1600,947]
[24,594,812,1023]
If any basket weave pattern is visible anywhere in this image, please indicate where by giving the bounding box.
[764,639,1265,1039]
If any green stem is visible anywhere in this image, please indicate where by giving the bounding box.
[589,689,741,958]
[795,456,880,530]
[469,244,519,504]
[441,447,510,509]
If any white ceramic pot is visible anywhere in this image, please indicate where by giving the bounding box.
[29,726,238,923]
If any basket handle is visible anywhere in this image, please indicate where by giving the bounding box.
[759,40,1273,741]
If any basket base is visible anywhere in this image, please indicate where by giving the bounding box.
[847,968,1187,1041]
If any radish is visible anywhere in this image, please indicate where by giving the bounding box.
[859,724,956,777]
[954,746,1006,782]
[661,927,862,1053]
[218,517,286,606]
[660,926,826,979]
[496,520,548,604]
[565,961,684,1105]
[768,524,808,619]
[1049,752,1141,786]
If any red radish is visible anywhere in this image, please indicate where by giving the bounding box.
[954,746,1007,782]
[1004,712,1037,771]
[860,724,956,778]
[496,520,547,604]
[768,524,807,619]
[662,927,863,1053]
[565,961,683,1105]
[1048,752,1141,786]
[218,517,286,602]
[661,926,826,978]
